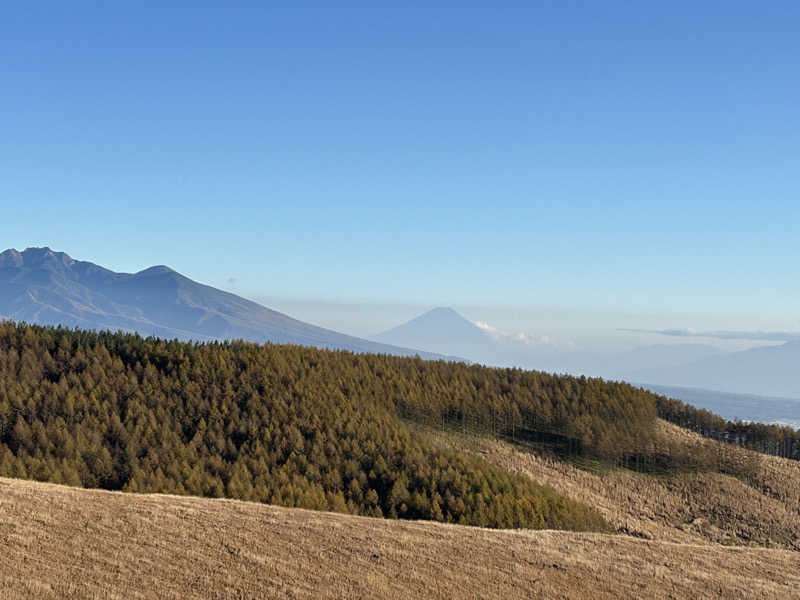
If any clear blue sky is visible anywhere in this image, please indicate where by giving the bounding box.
[2,2,799,337]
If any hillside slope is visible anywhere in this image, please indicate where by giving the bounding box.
[1,477,799,600]
[0,247,448,358]
[460,420,800,550]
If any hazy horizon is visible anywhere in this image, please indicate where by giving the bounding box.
[4,244,794,357]
[247,293,785,354]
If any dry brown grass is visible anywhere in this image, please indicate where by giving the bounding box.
[465,420,800,550]
[2,420,799,598]
[660,420,800,516]
[1,476,799,599]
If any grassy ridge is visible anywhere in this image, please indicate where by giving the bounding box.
[3,476,799,600]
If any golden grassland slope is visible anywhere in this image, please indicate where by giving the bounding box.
[459,420,800,550]
[660,419,800,514]
[1,477,799,600]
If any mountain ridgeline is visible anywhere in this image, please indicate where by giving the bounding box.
[631,341,800,399]
[0,247,451,359]
[6,247,798,402]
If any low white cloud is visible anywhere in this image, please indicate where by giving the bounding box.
[474,320,499,333]
[473,320,558,347]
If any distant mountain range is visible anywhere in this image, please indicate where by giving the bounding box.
[373,307,800,401]
[610,343,724,377]
[0,247,450,359]
[630,342,800,399]
[4,247,797,401]
[371,306,566,368]
[372,308,727,375]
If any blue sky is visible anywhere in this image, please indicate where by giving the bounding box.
[2,2,799,340]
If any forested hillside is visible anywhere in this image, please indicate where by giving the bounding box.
[1,323,797,533]
[0,323,609,531]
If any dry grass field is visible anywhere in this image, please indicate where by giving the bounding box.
[1,476,800,600]
[2,420,799,598]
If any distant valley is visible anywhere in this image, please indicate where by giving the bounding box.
[642,384,800,430]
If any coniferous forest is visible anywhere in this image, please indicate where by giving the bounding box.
[0,323,610,531]
[1,322,798,531]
